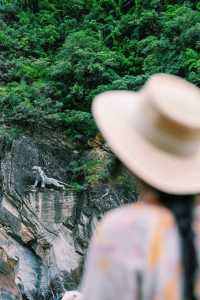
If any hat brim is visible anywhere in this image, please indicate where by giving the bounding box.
[92,91,200,195]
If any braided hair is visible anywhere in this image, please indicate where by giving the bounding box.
[157,192,198,300]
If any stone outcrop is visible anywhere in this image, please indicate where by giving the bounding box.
[0,246,22,299]
[0,133,137,299]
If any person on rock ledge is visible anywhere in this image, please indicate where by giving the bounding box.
[78,74,200,300]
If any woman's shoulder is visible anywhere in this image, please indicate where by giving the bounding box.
[92,202,177,268]
[97,202,176,237]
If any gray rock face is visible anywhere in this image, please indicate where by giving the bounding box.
[0,134,137,299]
[0,246,22,299]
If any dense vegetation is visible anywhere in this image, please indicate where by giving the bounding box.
[0,0,199,190]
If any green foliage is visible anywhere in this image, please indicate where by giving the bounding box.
[83,158,109,186]
[1,1,199,133]
[0,0,199,191]
[0,125,23,148]
[67,147,115,189]
[113,173,138,200]
[51,29,126,112]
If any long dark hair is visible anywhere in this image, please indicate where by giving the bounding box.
[157,191,198,300]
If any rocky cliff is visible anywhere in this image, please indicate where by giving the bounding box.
[0,130,137,300]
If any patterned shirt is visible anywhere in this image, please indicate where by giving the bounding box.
[81,202,200,300]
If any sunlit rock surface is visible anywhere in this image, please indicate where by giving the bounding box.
[27,191,75,231]
[0,245,22,299]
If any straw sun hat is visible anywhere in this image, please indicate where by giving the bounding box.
[92,74,200,195]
